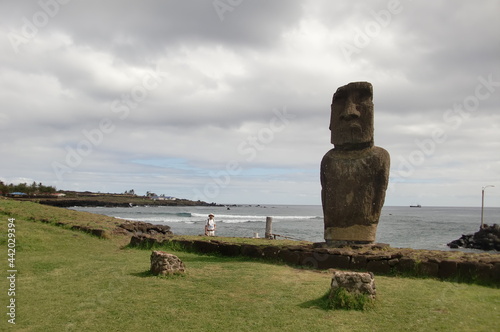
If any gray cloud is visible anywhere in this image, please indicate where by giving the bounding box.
[1,0,499,206]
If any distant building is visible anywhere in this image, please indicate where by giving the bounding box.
[151,195,177,201]
[9,192,27,197]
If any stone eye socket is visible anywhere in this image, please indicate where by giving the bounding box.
[358,89,372,101]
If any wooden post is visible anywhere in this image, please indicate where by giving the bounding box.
[265,217,273,239]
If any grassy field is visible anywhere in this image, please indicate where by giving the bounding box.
[1,198,500,331]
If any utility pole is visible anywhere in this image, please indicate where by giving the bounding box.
[480,185,494,229]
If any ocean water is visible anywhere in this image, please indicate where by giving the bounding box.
[69,205,500,252]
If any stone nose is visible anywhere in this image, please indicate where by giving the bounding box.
[340,100,360,120]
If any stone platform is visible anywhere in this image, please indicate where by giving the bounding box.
[130,235,500,285]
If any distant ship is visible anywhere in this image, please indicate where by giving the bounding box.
[410,204,422,208]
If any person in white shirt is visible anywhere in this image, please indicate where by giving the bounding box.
[205,213,216,236]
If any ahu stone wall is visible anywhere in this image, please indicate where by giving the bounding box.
[131,235,500,285]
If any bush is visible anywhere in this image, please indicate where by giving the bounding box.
[328,287,374,311]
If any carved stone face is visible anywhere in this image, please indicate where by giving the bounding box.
[330,82,374,149]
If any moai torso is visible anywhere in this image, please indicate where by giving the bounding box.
[321,82,390,245]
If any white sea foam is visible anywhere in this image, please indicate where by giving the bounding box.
[68,205,500,251]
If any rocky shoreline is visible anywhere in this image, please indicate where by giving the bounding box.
[447,224,500,251]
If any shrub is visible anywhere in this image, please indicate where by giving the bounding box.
[328,287,374,311]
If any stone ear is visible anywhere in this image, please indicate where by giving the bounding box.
[329,103,334,131]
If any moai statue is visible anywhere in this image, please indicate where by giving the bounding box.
[321,82,390,245]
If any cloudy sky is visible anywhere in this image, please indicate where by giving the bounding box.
[1,0,499,207]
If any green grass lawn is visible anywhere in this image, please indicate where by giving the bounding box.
[1,199,499,331]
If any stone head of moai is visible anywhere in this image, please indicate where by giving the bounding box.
[330,81,374,149]
[321,81,390,246]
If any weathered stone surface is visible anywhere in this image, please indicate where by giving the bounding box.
[301,251,325,269]
[395,257,417,273]
[350,254,368,270]
[241,245,263,258]
[130,234,160,248]
[475,263,493,282]
[438,260,458,279]
[150,251,186,276]
[218,243,241,256]
[261,246,281,260]
[417,261,439,277]
[457,261,479,280]
[118,221,172,236]
[366,259,391,274]
[447,224,500,251]
[278,249,301,265]
[193,241,219,254]
[325,254,351,270]
[492,263,500,283]
[175,240,194,251]
[321,82,390,244]
[330,271,376,299]
[388,258,399,267]
[70,225,109,238]
[366,254,392,261]
[299,251,319,268]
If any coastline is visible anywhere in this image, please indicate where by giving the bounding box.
[2,197,499,285]
[14,194,221,208]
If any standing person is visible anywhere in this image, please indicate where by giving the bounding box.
[205,213,216,236]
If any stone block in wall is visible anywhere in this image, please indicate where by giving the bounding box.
[150,251,186,276]
[388,258,399,267]
[417,261,439,278]
[129,234,143,247]
[394,257,417,274]
[365,254,392,261]
[457,261,483,281]
[278,249,301,265]
[299,251,318,268]
[319,254,350,270]
[459,262,493,283]
[366,259,391,274]
[350,254,368,270]
[456,261,495,283]
[476,263,493,282]
[241,245,263,258]
[327,248,345,255]
[492,263,500,284]
[174,240,194,251]
[129,234,159,248]
[218,243,241,257]
[305,251,333,269]
[193,241,219,254]
[438,260,458,280]
[287,245,307,251]
[261,246,281,260]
